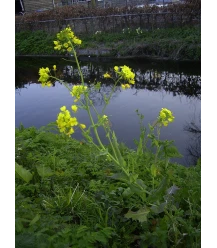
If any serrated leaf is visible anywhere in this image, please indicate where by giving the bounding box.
[125,207,150,223]
[36,165,53,178]
[15,162,33,183]
[29,214,40,226]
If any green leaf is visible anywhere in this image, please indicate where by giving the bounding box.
[163,145,183,158]
[151,202,167,214]
[29,214,40,226]
[147,176,169,202]
[166,185,180,195]
[15,218,24,233]
[151,163,157,177]
[122,187,133,197]
[36,165,54,178]
[125,207,150,223]
[110,172,129,183]
[15,162,33,183]
[129,183,149,201]
[137,130,145,156]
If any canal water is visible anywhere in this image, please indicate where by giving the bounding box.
[15,56,201,166]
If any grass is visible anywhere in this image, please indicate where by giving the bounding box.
[15,26,201,61]
[15,124,201,247]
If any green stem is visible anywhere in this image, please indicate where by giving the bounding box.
[71,45,105,150]
[106,132,119,162]
[50,76,72,92]
[80,128,119,165]
[102,78,121,114]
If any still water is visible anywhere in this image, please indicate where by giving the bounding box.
[15,57,201,166]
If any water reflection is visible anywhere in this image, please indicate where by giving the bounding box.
[183,116,201,166]
[15,57,201,166]
[16,62,201,101]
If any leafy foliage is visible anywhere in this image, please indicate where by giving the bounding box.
[15,126,201,247]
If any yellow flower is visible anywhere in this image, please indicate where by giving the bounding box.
[158,108,175,127]
[69,117,78,126]
[71,105,78,113]
[129,79,135,85]
[80,124,86,129]
[57,106,78,136]
[53,27,82,52]
[114,66,119,72]
[46,81,52,87]
[66,128,74,136]
[54,44,62,50]
[38,67,50,84]
[60,106,66,112]
[64,43,69,48]
[103,73,111,78]
[121,84,130,89]
[53,65,56,71]
[102,115,108,119]
[73,37,82,45]
[114,65,135,85]
[70,85,87,101]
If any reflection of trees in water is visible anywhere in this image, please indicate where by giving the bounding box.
[134,69,201,99]
[15,62,201,100]
[183,116,201,165]
[62,64,201,99]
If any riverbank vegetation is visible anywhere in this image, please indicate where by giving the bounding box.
[16,125,201,248]
[15,26,200,61]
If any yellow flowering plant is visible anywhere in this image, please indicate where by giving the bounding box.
[38,27,180,221]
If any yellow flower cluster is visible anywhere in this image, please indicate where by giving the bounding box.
[38,67,50,82]
[158,108,175,127]
[70,85,87,102]
[54,27,82,52]
[56,106,78,136]
[121,84,130,89]
[38,67,52,87]
[103,73,111,78]
[114,65,135,85]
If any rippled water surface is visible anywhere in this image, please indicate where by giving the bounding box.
[15,57,201,166]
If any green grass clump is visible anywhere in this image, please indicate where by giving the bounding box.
[15,30,56,55]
